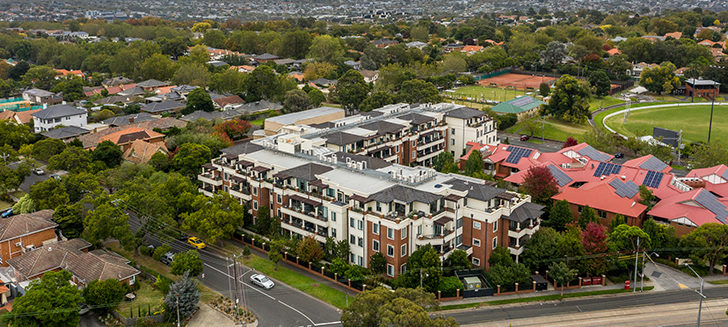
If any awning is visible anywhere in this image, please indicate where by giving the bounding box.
[289,194,322,206]
[202,163,216,170]
[444,194,462,202]
[419,129,440,138]
[237,160,254,167]
[229,175,246,183]
[309,179,327,189]
[433,216,453,225]
[496,192,519,201]
[251,166,270,173]
[350,194,370,203]
[369,145,392,154]
[222,154,238,160]
[273,172,291,179]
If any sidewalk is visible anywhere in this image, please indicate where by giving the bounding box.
[187,303,243,327]
[442,282,631,306]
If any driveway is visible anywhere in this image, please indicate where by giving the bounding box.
[78,312,105,327]
[644,262,712,291]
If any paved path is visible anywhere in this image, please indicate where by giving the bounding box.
[643,262,708,291]
[187,303,237,327]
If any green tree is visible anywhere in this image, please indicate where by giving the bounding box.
[619,37,654,62]
[464,149,484,176]
[442,53,467,74]
[183,87,214,115]
[608,224,650,273]
[308,88,326,107]
[268,240,284,271]
[433,152,456,173]
[488,245,513,267]
[578,205,599,229]
[163,271,200,322]
[30,178,69,210]
[7,270,82,327]
[642,218,677,252]
[173,62,211,87]
[83,279,127,314]
[32,138,66,162]
[549,261,578,295]
[83,198,134,250]
[541,75,591,123]
[281,29,313,59]
[609,214,626,233]
[398,79,442,104]
[679,223,728,274]
[47,147,93,174]
[307,35,344,62]
[141,53,177,81]
[341,287,451,327]
[588,70,611,97]
[447,249,472,269]
[640,66,679,94]
[171,249,204,276]
[92,140,123,168]
[284,89,311,112]
[488,262,531,287]
[404,244,442,293]
[12,194,36,214]
[22,65,58,89]
[149,152,171,172]
[297,235,324,263]
[256,206,272,236]
[334,70,369,110]
[369,252,387,275]
[522,227,561,272]
[153,243,172,261]
[546,200,574,231]
[173,143,211,178]
[180,192,245,245]
[691,141,728,169]
[0,120,33,150]
[359,91,397,112]
[202,29,226,49]
[209,69,246,94]
[53,203,85,238]
[539,82,551,97]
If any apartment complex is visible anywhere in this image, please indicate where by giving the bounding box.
[199,104,542,277]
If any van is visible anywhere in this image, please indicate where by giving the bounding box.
[160,252,175,265]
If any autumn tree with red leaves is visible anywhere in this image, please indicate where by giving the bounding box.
[214,119,252,141]
[562,136,578,149]
[520,166,559,205]
[581,222,609,275]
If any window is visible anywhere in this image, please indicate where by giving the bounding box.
[373,240,380,251]
[331,212,336,222]
[358,256,363,266]
[492,237,498,249]
[401,226,407,239]
[578,206,583,213]
[473,221,481,230]
[395,145,399,153]
[472,257,480,266]
[457,218,463,228]
[417,225,422,236]
[451,128,455,135]
[357,220,363,231]
[253,201,258,210]
[331,228,337,237]
[412,151,416,159]
[451,139,455,145]
[387,264,394,277]
[350,235,356,245]
[376,202,381,211]
[493,220,498,232]
[387,227,394,240]
[473,238,481,247]
[401,244,407,257]
[351,253,356,263]
[411,141,416,147]
[598,210,607,219]
[401,264,407,275]
[387,245,394,257]
[224,186,228,192]
[276,209,281,217]
[373,223,379,235]
[358,237,363,247]
[277,194,282,204]
[252,187,258,196]
[350,218,355,228]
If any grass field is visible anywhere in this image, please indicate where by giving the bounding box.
[446,85,537,103]
[604,104,728,143]
[240,255,349,309]
[505,117,590,142]
[588,96,625,112]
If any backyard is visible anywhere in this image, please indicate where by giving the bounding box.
[603,104,728,143]
[117,282,165,319]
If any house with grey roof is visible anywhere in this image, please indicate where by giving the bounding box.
[102,76,133,88]
[136,79,169,91]
[118,87,146,97]
[102,112,158,127]
[41,126,90,141]
[141,101,184,114]
[254,53,280,63]
[22,88,63,105]
[31,104,88,133]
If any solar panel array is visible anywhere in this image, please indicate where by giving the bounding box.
[694,190,728,224]
[577,145,611,162]
[547,164,573,187]
[721,168,728,182]
[642,170,665,188]
[510,96,535,108]
[593,162,622,177]
[639,156,669,172]
[609,179,640,198]
[505,146,534,164]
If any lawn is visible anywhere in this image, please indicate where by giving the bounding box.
[446,85,537,103]
[251,118,265,127]
[707,279,728,285]
[593,101,674,131]
[0,202,10,211]
[504,117,590,142]
[604,104,728,143]
[588,96,625,112]
[240,255,350,309]
[117,282,165,319]
[439,286,654,311]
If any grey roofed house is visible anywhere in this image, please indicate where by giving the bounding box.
[102,76,133,86]
[136,79,168,88]
[444,178,505,202]
[221,141,264,156]
[254,53,280,61]
[94,95,134,105]
[237,100,283,113]
[275,163,334,181]
[102,112,157,126]
[686,78,721,86]
[344,60,361,69]
[274,58,295,65]
[335,152,391,170]
[325,131,366,146]
[118,87,146,97]
[308,121,337,129]
[372,38,398,45]
[310,78,337,86]
[207,60,229,67]
[405,41,428,48]
[444,107,485,119]
[503,202,545,222]
[359,120,406,136]
[171,85,198,93]
[369,185,442,204]
[141,101,184,113]
[31,104,87,119]
[180,110,240,122]
[41,126,90,140]
[23,88,54,97]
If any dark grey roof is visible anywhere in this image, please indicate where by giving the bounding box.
[207,61,229,67]
[325,131,366,146]
[23,88,54,97]
[237,100,283,113]
[335,152,392,170]
[102,112,157,126]
[399,112,436,125]
[171,85,198,93]
[221,142,264,155]
[309,122,337,129]
[181,110,240,122]
[141,101,184,113]
[118,87,146,96]
[102,77,133,86]
[369,185,442,204]
[278,163,334,182]
[274,58,295,65]
[311,78,337,86]
[503,202,545,223]
[360,120,407,136]
[444,178,505,202]
[94,95,134,105]
[41,126,89,139]
[136,79,168,88]
[31,105,87,119]
[372,38,398,44]
[444,107,485,119]
[255,53,280,60]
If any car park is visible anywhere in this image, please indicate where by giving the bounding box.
[187,237,206,249]
[250,274,274,289]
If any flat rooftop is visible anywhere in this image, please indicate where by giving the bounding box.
[266,107,344,126]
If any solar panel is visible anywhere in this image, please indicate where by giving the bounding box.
[577,145,612,162]
[547,164,572,187]
[642,170,665,188]
[721,168,728,182]
[593,162,622,177]
[639,156,669,172]
[694,190,728,224]
[609,179,639,198]
[505,146,533,164]
[510,96,535,107]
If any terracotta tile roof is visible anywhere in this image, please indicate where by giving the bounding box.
[78,117,185,149]
[552,176,648,218]
[68,249,140,283]
[123,139,168,164]
[15,109,42,124]
[213,95,245,107]
[6,238,91,279]
[0,210,57,242]
[98,126,164,146]
[105,86,122,94]
[0,111,16,122]
[461,45,483,52]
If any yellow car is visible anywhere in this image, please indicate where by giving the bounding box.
[188,237,206,249]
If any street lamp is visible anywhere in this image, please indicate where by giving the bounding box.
[684,263,706,327]
[708,65,719,143]
[640,252,659,292]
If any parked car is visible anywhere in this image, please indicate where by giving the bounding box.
[160,252,175,265]
[146,244,155,253]
[188,237,206,249]
[178,232,188,241]
[0,208,12,218]
[250,274,274,289]
[520,135,530,141]
[614,152,624,158]
[33,168,44,175]
[49,173,61,180]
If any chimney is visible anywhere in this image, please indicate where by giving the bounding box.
[129,117,135,124]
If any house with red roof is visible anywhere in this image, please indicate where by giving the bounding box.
[648,188,728,236]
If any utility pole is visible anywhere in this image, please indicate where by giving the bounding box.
[677,130,683,167]
[176,296,181,327]
[633,237,639,292]
[541,116,545,143]
[685,263,705,327]
[226,257,233,313]
[708,65,718,143]
[692,48,697,103]
[233,254,239,320]
[241,260,248,326]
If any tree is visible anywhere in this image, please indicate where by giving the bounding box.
[433,152,456,173]
[171,249,204,276]
[214,119,252,141]
[588,70,611,97]
[209,69,246,94]
[404,244,442,293]
[308,88,326,107]
[8,61,30,81]
[22,65,58,89]
[183,87,214,115]
[173,62,211,87]
[609,214,626,233]
[520,166,559,205]
[578,205,599,229]
[173,143,211,178]
[581,222,609,275]
[619,37,653,63]
[442,53,467,74]
[0,120,33,150]
[307,35,344,62]
[640,66,680,94]
[163,271,200,322]
[488,262,531,287]
[464,149,484,176]
[679,223,728,274]
[284,89,311,112]
[335,239,350,260]
[522,227,562,272]
[84,199,134,250]
[47,147,93,174]
[540,41,569,65]
[562,137,578,149]
[488,245,513,267]
[83,279,127,314]
[546,200,574,231]
[638,185,656,209]
[334,70,369,110]
[608,224,650,273]
[303,62,337,81]
[7,270,82,327]
[53,203,85,238]
[398,80,442,104]
[541,75,591,123]
[256,206,272,236]
[692,141,728,169]
[549,261,578,295]
[30,178,69,210]
[12,194,36,214]
[359,91,397,112]
[642,218,677,252]
[180,192,245,245]
[92,140,123,168]
[153,243,172,261]
[369,252,387,275]
[202,29,226,49]
[281,30,313,59]
[297,235,324,263]
[447,249,472,269]
[539,82,551,97]
[149,151,171,172]
[142,53,177,81]
[268,240,284,271]
[341,287,451,327]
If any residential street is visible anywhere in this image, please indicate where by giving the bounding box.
[126,213,343,327]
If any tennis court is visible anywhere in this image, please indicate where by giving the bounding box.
[478,73,558,90]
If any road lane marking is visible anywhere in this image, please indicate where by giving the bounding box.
[277,299,315,326]
[203,263,275,300]
[313,322,342,326]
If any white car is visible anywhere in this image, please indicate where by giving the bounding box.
[250,274,274,289]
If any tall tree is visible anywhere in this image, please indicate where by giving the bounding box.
[307,35,344,62]
[549,261,578,295]
[30,178,69,210]
[284,89,311,112]
[297,235,324,263]
[141,53,177,81]
[83,197,134,250]
[92,140,123,168]
[173,143,211,178]
[547,200,575,231]
[281,30,313,59]
[83,279,127,314]
[180,192,245,245]
[369,252,387,275]
[581,222,609,275]
[588,70,611,97]
[341,287,452,327]
[183,87,214,114]
[464,149,484,176]
[7,270,82,327]
[398,80,442,104]
[47,147,93,174]
[520,166,559,205]
[578,205,599,229]
[334,70,369,110]
[163,271,200,322]
[53,203,85,238]
[540,75,591,123]
[404,244,442,293]
[679,223,728,274]
[171,249,204,276]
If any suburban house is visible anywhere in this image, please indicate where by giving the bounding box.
[102,77,134,88]
[405,41,428,49]
[122,139,169,164]
[490,96,545,121]
[69,250,141,287]
[360,70,379,84]
[31,104,88,133]
[685,78,720,99]
[0,210,60,266]
[78,117,185,149]
[254,53,280,63]
[372,38,399,48]
[213,95,246,110]
[264,106,343,134]
[140,101,185,114]
[22,89,63,105]
[94,126,165,152]
[41,126,90,141]
[136,79,169,92]
[54,69,85,79]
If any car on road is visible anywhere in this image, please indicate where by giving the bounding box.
[33,168,44,175]
[250,274,274,289]
[178,232,188,241]
[187,237,206,249]
[520,135,530,141]
[614,152,624,158]
[160,252,175,265]
[1,208,12,218]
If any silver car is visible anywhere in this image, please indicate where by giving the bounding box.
[250,274,274,289]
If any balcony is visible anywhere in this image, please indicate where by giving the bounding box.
[281,206,328,224]
[198,173,222,186]
[199,186,214,197]
[282,219,327,242]
[417,137,444,150]
[229,188,251,201]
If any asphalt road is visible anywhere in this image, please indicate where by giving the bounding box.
[126,213,343,327]
[444,288,728,325]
